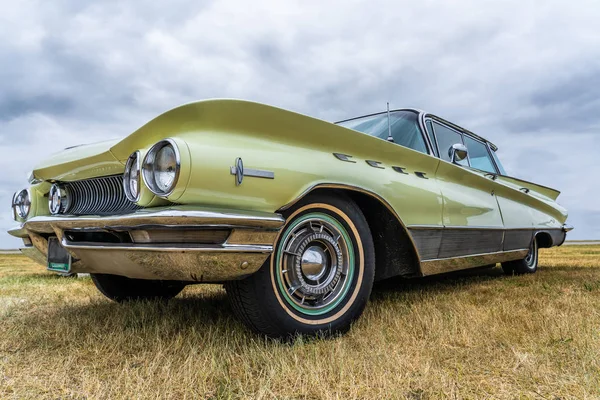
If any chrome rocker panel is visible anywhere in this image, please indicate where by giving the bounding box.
[15,206,285,282]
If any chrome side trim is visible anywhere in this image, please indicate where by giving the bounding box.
[23,206,285,234]
[61,237,273,253]
[421,249,528,276]
[332,153,356,163]
[244,168,275,179]
[365,160,385,169]
[409,227,504,260]
[407,225,534,230]
[407,225,564,263]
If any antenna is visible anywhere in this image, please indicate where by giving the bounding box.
[386,102,394,142]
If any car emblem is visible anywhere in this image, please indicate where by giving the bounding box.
[229,158,275,186]
[234,157,244,186]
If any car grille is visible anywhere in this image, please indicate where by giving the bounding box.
[63,175,140,215]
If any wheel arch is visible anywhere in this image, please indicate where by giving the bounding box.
[279,184,423,280]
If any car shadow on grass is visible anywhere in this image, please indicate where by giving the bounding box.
[9,263,594,348]
[8,288,263,351]
[372,265,504,297]
[370,262,599,302]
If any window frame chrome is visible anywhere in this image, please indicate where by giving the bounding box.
[486,142,505,176]
[422,118,440,158]
[424,114,502,175]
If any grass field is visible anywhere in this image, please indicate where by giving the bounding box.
[1,246,599,399]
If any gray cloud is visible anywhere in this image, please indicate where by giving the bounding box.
[0,94,74,121]
[0,0,599,248]
[499,69,600,134]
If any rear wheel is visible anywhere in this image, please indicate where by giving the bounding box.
[225,193,375,338]
[501,237,539,275]
[91,273,185,302]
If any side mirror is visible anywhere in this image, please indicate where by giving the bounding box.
[449,143,468,164]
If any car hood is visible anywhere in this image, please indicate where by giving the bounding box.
[33,139,123,181]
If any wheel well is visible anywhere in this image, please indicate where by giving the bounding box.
[285,187,421,281]
[535,231,553,248]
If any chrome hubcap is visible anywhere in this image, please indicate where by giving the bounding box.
[276,215,353,313]
[301,245,328,281]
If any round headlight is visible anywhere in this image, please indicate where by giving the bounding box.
[12,189,31,219]
[142,139,180,196]
[49,184,69,215]
[123,151,141,202]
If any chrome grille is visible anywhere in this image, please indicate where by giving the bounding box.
[64,175,140,215]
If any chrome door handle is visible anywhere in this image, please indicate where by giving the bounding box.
[520,187,530,194]
[485,173,497,180]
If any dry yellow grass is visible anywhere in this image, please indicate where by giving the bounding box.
[1,246,599,399]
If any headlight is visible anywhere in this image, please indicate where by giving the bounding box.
[142,139,180,196]
[123,151,141,202]
[12,189,31,219]
[49,184,69,215]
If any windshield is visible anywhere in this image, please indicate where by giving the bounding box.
[336,111,428,154]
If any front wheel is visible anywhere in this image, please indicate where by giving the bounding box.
[501,237,539,275]
[225,193,375,338]
[91,273,186,302]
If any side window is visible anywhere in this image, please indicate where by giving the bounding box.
[424,120,439,157]
[463,136,498,174]
[432,122,468,166]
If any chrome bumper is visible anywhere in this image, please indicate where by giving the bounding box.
[13,206,285,282]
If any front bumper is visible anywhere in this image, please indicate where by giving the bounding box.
[10,206,285,282]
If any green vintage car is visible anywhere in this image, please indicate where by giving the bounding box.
[9,99,572,338]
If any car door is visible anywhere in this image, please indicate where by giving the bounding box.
[422,120,505,269]
[461,136,534,252]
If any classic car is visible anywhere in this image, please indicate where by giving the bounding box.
[9,99,573,338]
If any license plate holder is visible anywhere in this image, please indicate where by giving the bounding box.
[47,237,72,273]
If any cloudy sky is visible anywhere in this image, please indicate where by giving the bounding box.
[1,0,599,248]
